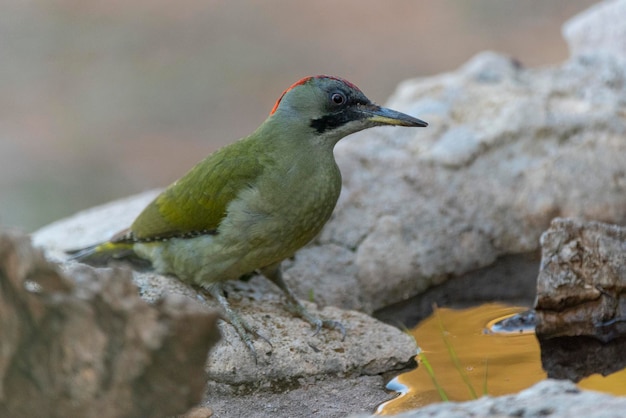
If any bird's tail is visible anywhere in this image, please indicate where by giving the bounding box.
[66,241,141,266]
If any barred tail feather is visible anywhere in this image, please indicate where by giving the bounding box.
[67,241,139,266]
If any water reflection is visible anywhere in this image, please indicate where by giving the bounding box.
[378,303,626,415]
[539,335,626,382]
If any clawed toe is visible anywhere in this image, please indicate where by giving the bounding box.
[248,326,273,350]
[261,263,347,341]
[311,319,346,340]
[284,300,347,340]
[326,320,346,341]
[207,284,272,362]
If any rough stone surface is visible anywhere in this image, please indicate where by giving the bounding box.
[205,375,390,418]
[352,379,626,418]
[563,0,626,60]
[0,230,220,418]
[535,218,626,341]
[205,297,417,385]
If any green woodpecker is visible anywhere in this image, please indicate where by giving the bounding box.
[71,75,427,356]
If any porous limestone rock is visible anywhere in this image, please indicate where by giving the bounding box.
[535,217,626,341]
[0,230,220,418]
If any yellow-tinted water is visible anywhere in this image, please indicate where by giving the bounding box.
[378,303,626,415]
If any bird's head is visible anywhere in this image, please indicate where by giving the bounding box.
[266,75,427,144]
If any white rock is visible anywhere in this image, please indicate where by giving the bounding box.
[353,379,626,418]
[563,0,626,60]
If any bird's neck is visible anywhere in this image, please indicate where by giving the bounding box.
[247,117,342,205]
[254,116,340,153]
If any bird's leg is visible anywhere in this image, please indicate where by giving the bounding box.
[260,262,346,340]
[206,283,271,361]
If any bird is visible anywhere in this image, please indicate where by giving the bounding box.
[70,75,427,357]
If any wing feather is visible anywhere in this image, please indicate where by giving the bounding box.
[129,139,265,240]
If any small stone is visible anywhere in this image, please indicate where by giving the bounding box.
[181,406,214,418]
[535,217,626,341]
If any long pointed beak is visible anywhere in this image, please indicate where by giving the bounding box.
[362,105,428,128]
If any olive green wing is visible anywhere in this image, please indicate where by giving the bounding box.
[128,139,265,240]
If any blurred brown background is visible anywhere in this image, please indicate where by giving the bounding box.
[1,0,596,231]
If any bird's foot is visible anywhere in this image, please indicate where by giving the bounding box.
[206,284,271,362]
[313,319,346,340]
[287,301,346,341]
[224,310,272,363]
[260,262,347,341]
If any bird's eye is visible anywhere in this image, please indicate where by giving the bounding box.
[331,92,346,106]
